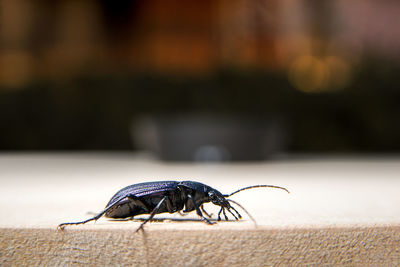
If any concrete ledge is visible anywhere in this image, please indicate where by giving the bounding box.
[1,154,400,265]
[2,226,400,266]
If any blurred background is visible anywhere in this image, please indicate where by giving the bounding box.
[1,0,399,161]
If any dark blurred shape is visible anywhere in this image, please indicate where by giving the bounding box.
[132,114,287,161]
[1,0,400,156]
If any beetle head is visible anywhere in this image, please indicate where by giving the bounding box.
[208,190,230,208]
[208,190,243,221]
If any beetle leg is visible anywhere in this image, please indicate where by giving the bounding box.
[227,199,257,227]
[229,205,242,219]
[163,194,181,214]
[222,208,229,221]
[217,208,223,221]
[58,197,124,230]
[135,196,168,232]
[200,205,213,218]
[187,194,215,225]
[57,213,103,230]
[227,208,238,220]
[127,195,152,214]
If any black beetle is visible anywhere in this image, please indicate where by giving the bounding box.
[58,180,289,232]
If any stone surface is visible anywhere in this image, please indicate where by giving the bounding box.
[1,153,400,265]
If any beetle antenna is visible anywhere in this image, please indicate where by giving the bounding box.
[224,185,289,197]
[226,199,257,227]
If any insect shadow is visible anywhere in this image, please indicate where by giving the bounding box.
[87,211,225,223]
[109,215,232,223]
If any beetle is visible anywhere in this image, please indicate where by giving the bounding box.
[58,180,289,232]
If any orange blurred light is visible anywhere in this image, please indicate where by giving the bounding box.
[288,55,328,93]
[0,50,33,88]
[288,55,351,93]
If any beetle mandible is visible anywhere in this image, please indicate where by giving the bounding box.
[58,180,289,232]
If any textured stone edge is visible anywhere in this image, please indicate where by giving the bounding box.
[1,226,400,266]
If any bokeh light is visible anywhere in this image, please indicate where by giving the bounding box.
[288,54,351,93]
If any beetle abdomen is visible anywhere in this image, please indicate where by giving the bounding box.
[104,181,184,218]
